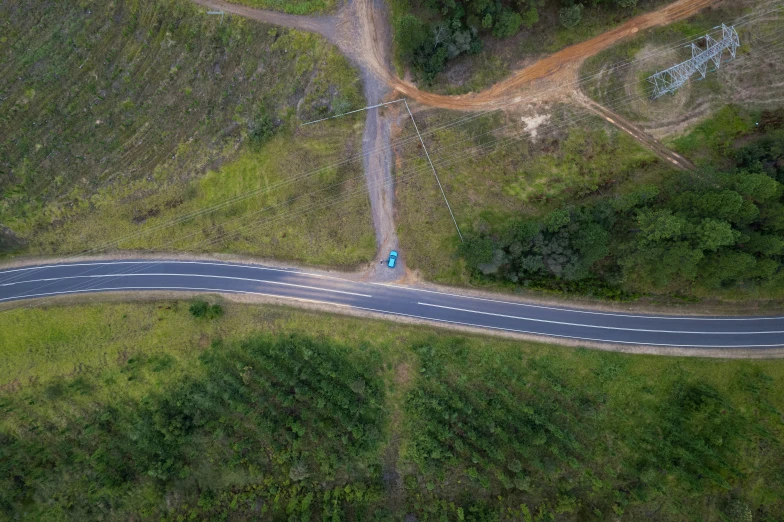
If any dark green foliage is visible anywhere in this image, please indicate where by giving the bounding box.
[0,334,385,519]
[492,9,524,38]
[559,3,584,28]
[405,343,588,502]
[2,326,784,520]
[395,12,481,84]
[395,0,554,83]
[635,381,740,490]
[460,118,784,298]
[248,112,279,149]
[0,227,23,256]
[401,338,784,520]
[189,300,223,319]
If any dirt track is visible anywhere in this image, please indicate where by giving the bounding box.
[191,0,717,171]
[188,0,716,274]
[383,0,719,109]
[193,0,718,110]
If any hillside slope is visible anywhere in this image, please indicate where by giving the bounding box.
[0,0,374,265]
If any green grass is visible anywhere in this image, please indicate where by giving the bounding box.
[226,0,339,15]
[17,120,376,266]
[0,0,374,266]
[669,104,758,167]
[395,106,663,285]
[1,300,784,520]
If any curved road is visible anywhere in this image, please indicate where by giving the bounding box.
[1,260,783,349]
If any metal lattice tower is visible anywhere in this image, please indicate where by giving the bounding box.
[648,24,740,99]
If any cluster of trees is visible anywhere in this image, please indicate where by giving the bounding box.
[461,127,784,297]
[396,0,642,83]
[0,334,386,519]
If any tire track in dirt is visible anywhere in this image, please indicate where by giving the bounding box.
[369,0,719,110]
[191,0,720,110]
[574,92,697,170]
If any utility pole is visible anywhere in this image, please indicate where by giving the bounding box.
[648,24,740,99]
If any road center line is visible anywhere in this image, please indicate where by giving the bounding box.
[373,284,784,320]
[416,302,784,335]
[0,274,371,298]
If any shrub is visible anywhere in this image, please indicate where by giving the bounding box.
[189,300,223,319]
[248,113,277,149]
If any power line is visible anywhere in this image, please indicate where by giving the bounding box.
[403,99,463,242]
[2,14,782,308]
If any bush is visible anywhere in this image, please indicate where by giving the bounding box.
[189,300,223,319]
[248,113,277,149]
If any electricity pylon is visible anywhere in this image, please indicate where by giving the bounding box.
[648,24,740,99]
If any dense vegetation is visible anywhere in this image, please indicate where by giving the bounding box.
[393,0,653,86]
[458,107,784,299]
[0,333,386,519]
[0,0,374,265]
[402,338,784,520]
[1,301,783,520]
[394,105,662,288]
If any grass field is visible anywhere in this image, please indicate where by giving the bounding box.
[1,300,783,520]
[226,0,339,15]
[395,105,663,285]
[0,0,374,267]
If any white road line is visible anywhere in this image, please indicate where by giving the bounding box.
[349,305,784,348]
[0,274,371,298]
[0,286,352,308]
[1,285,781,348]
[370,284,784,321]
[3,261,784,324]
[0,260,330,280]
[417,302,784,335]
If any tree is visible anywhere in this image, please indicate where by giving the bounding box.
[460,235,495,266]
[520,7,539,28]
[637,209,687,243]
[492,10,523,38]
[248,112,277,149]
[695,219,739,252]
[396,15,430,62]
[698,251,756,288]
[621,241,704,288]
[559,4,583,29]
[733,172,781,202]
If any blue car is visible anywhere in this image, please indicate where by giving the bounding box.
[387,250,398,268]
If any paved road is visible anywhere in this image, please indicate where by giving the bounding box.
[1,260,783,348]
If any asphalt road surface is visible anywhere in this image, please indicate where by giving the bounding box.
[1,260,783,348]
